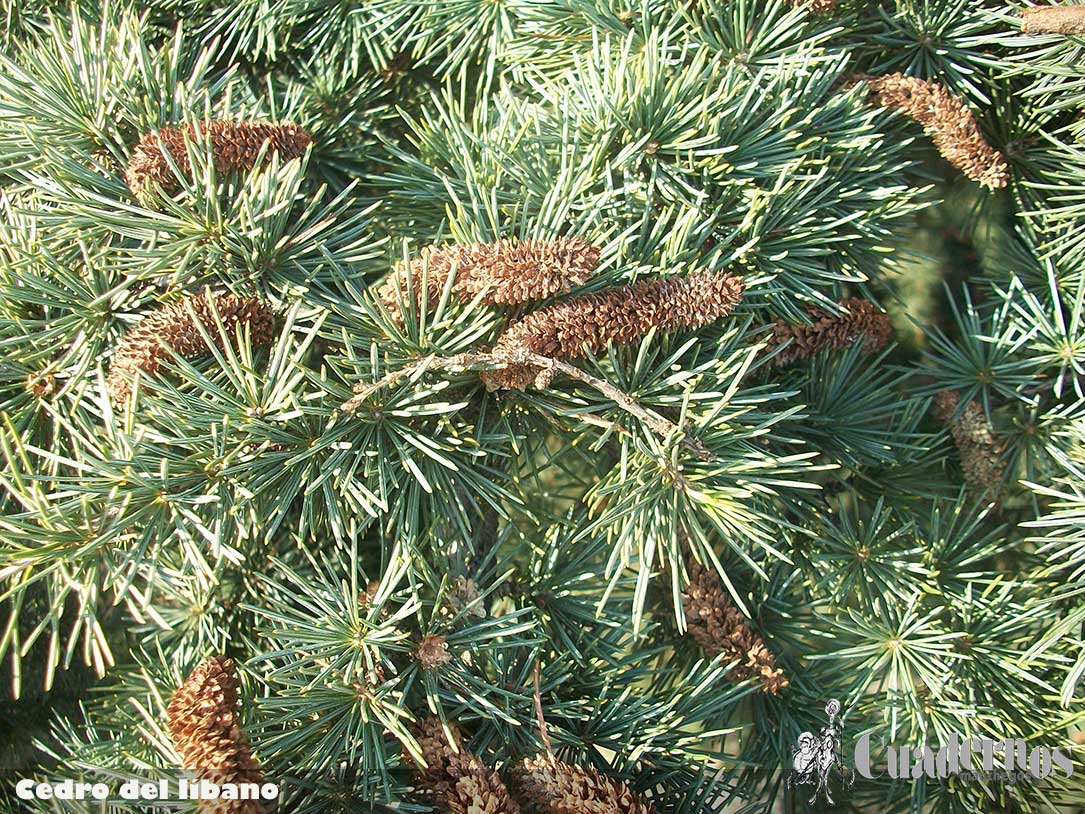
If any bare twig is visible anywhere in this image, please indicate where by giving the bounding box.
[533,661,553,756]
[337,349,713,461]
[338,352,447,413]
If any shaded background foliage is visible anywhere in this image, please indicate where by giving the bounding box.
[1,0,1084,811]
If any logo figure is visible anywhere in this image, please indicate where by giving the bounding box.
[787,699,854,805]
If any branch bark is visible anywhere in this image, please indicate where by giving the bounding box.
[1022,5,1085,36]
[337,349,712,461]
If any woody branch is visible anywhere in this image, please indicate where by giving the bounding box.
[337,349,713,461]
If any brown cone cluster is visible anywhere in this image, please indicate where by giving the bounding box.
[481,270,745,390]
[762,297,893,366]
[412,718,521,814]
[1021,5,1085,35]
[166,657,267,814]
[107,291,276,405]
[681,563,788,694]
[795,0,836,11]
[857,73,1009,190]
[509,754,655,814]
[378,237,601,322]
[126,120,312,199]
[933,390,1008,499]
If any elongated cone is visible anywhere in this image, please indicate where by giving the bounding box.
[411,718,521,814]
[681,563,788,693]
[378,237,601,323]
[934,390,1007,500]
[857,73,1008,190]
[166,656,268,814]
[126,120,311,199]
[108,291,275,405]
[482,270,744,390]
[763,298,892,366]
[509,753,656,814]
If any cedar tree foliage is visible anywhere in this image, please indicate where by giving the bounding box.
[1,1,1084,813]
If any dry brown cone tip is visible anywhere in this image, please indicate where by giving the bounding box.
[1021,5,1085,35]
[411,718,521,814]
[857,73,1009,190]
[509,754,655,814]
[481,269,745,390]
[126,120,312,199]
[763,297,893,366]
[378,237,601,323]
[933,390,1008,500]
[166,656,267,814]
[681,562,789,694]
[107,291,276,405]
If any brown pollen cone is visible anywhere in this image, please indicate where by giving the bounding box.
[763,297,893,366]
[933,390,1008,500]
[166,656,267,814]
[1021,5,1085,35]
[107,291,275,405]
[445,576,485,619]
[26,372,56,399]
[416,634,452,670]
[481,269,745,390]
[795,0,836,11]
[125,120,311,199]
[681,562,788,694]
[411,718,520,814]
[378,237,601,322]
[508,754,655,814]
[857,73,1009,190]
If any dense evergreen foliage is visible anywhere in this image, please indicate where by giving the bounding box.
[1,1,1084,811]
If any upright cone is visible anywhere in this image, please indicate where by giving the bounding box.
[681,563,788,693]
[482,269,745,390]
[166,656,267,814]
[126,120,311,199]
[509,754,655,814]
[857,73,1009,190]
[108,291,276,406]
[411,718,521,814]
[378,237,601,323]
